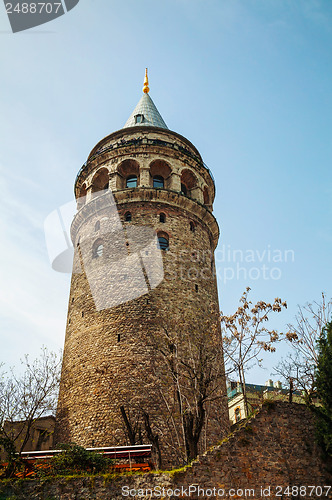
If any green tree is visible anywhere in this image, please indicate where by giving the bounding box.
[314,321,332,456]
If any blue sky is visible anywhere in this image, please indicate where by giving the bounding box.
[0,0,331,383]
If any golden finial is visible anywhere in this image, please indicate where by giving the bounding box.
[143,68,150,94]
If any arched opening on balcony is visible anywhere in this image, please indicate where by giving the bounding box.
[180,169,197,198]
[149,160,172,189]
[91,168,109,197]
[118,159,140,189]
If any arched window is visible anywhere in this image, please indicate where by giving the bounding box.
[125,212,132,222]
[153,175,164,189]
[181,183,187,196]
[190,221,195,232]
[92,240,104,258]
[235,407,241,422]
[126,175,137,188]
[95,221,100,232]
[159,213,166,223]
[157,236,169,251]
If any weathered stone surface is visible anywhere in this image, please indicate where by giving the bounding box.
[54,126,229,468]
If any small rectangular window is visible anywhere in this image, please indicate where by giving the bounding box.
[135,114,144,124]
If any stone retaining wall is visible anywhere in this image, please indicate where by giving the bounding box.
[1,402,331,500]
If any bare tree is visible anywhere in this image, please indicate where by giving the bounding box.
[273,353,311,403]
[275,293,332,403]
[286,293,331,366]
[221,287,287,415]
[147,312,227,463]
[96,310,228,466]
[0,347,61,476]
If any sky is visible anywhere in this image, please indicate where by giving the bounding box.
[0,0,331,384]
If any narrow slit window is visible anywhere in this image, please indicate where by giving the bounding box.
[95,221,100,232]
[159,213,166,223]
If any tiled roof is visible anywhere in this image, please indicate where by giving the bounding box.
[123,93,168,129]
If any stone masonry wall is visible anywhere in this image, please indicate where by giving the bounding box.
[54,196,229,468]
[2,403,331,500]
[55,126,229,469]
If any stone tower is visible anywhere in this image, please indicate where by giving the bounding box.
[55,71,229,467]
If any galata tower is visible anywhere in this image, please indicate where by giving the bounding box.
[54,70,229,468]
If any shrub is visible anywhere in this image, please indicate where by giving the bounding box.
[37,443,113,477]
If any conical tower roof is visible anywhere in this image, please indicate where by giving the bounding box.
[123,70,168,130]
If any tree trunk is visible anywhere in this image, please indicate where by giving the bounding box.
[289,378,293,403]
[183,402,205,463]
[239,367,249,417]
[143,412,162,470]
[120,406,136,445]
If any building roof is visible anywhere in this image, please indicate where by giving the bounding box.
[123,70,168,130]
[123,93,168,130]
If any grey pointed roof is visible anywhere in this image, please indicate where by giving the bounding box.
[123,93,168,129]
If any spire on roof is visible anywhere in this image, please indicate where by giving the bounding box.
[143,68,149,94]
[123,69,168,130]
